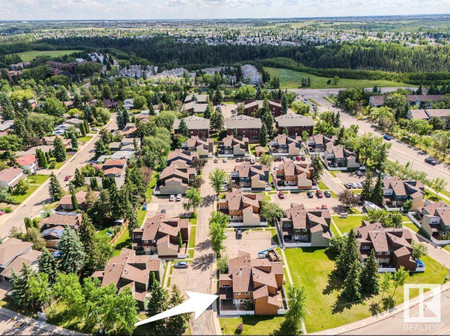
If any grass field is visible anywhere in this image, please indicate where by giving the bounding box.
[264,67,408,89]
[331,215,364,235]
[219,316,285,335]
[10,175,49,203]
[285,248,448,333]
[14,49,81,62]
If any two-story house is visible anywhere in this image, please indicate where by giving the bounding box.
[132,213,189,258]
[269,134,303,157]
[415,201,450,240]
[181,136,214,157]
[166,149,198,166]
[278,204,331,247]
[242,100,282,117]
[230,162,269,191]
[17,154,38,173]
[0,167,24,190]
[274,113,314,137]
[307,134,338,154]
[356,221,420,272]
[157,163,197,195]
[173,116,211,138]
[219,251,285,315]
[272,160,314,190]
[323,142,360,171]
[382,176,425,211]
[218,189,265,226]
[217,135,250,157]
[92,248,162,309]
[225,115,262,141]
[0,238,41,282]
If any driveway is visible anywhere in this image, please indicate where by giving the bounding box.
[335,171,365,184]
[219,103,238,119]
[147,195,186,218]
[271,192,341,214]
[223,230,275,259]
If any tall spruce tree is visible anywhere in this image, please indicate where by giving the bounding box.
[49,173,63,201]
[259,123,268,146]
[360,249,380,295]
[165,285,190,335]
[71,190,78,210]
[335,229,359,279]
[147,273,169,335]
[371,172,383,205]
[179,119,189,137]
[70,132,78,150]
[342,261,362,301]
[360,169,373,201]
[79,213,103,275]
[281,94,288,114]
[39,248,58,284]
[57,226,85,274]
[10,264,34,308]
[73,168,85,188]
[53,136,66,162]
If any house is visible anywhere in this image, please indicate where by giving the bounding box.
[181,102,208,115]
[40,212,82,231]
[218,189,266,226]
[356,221,420,272]
[278,204,331,247]
[102,159,127,177]
[42,136,71,147]
[219,251,285,315]
[242,100,282,117]
[272,160,314,190]
[307,134,338,154]
[382,176,425,211]
[132,213,189,258]
[0,239,41,282]
[0,120,14,133]
[173,116,210,138]
[0,167,24,189]
[166,149,198,166]
[181,136,214,157]
[415,202,450,240]
[92,248,162,309]
[370,95,444,108]
[274,113,315,137]
[323,142,360,171]
[58,190,99,211]
[408,108,450,121]
[225,115,262,140]
[123,99,134,110]
[269,134,303,157]
[121,137,141,149]
[17,154,38,173]
[157,163,196,195]
[102,99,119,108]
[121,123,137,137]
[230,163,269,190]
[184,94,208,104]
[109,142,122,151]
[369,96,386,108]
[217,135,250,157]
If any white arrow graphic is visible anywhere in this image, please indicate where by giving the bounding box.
[135,291,218,327]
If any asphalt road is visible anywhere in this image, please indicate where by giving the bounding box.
[0,115,117,240]
[291,88,450,186]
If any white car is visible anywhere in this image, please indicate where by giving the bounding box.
[176,194,182,201]
[169,195,175,202]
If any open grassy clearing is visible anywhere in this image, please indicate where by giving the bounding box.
[10,174,49,203]
[285,248,447,333]
[219,316,285,335]
[331,215,365,234]
[13,49,82,62]
[264,67,408,89]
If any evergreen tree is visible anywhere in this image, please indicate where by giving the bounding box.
[57,226,85,274]
[281,94,288,114]
[123,108,130,125]
[70,132,78,151]
[283,284,307,334]
[127,209,139,238]
[80,122,87,136]
[360,169,373,201]
[49,173,63,201]
[259,123,268,146]
[204,105,211,119]
[10,263,34,308]
[90,177,99,190]
[73,168,85,188]
[342,261,362,301]
[79,213,103,275]
[39,248,58,284]
[147,273,168,335]
[84,119,90,133]
[371,172,383,205]
[262,109,274,136]
[116,109,124,129]
[71,190,78,210]
[335,229,359,279]
[213,89,223,105]
[179,119,189,137]
[53,136,67,162]
[149,103,155,116]
[360,250,380,295]
[165,285,190,335]
[311,155,323,182]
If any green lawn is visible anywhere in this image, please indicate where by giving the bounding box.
[146,173,159,202]
[332,215,364,234]
[10,175,49,203]
[78,136,92,143]
[318,181,328,190]
[445,245,450,252]
[285,248,448,333]
[112,230,131,256]
[13,49,81,62]
[189,225,197,248]
[219,316,285,335]
[264,67,408,89]
[425,190,450,205]
[403,222,419,234]
[137,209,147,226]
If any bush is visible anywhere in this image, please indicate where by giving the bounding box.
[4,206,12,213]
[235,324,244,334]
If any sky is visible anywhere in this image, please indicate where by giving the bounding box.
[0,0,448,20]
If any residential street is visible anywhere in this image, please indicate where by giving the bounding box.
[291,88,450,186]
[0,115,117,240]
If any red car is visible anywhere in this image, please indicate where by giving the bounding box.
[278,192,285,199]
[321,204,328,209]
[316,190,323,198]
[296,156,301,161]
[64,175,71,181]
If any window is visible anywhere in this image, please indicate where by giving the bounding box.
[236,292,241,295]
[245,292,250,295]
[222,284,231,288]
[361,246,370,250]
[385,252,389,255]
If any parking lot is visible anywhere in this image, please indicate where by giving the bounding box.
[271,191,342,214]
[223,229,275,259]
[147,194,186,218]
[219,103,238,119]
[334,171,365,184]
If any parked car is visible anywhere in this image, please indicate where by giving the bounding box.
[214,158,218,163]
[321,204,328,209]
[223,158,227,163]
[307,191,314,198]
[383,134,392,141]
[64,175,71,181]
[425,157,437,165]
[161,209,166,213]
[169,195,175,202]
[0,211,3,216]
[316,190,324,198]
[296,155,301,161]
[355,170,364,177]
[236,158,241,162]
[91,127,99,131]
[235,229,243,239]
[174,262,189,269]
[222,178,227,184]
[324,190,331,198]
[278,191,285,199]
[176,194,182,201]
[344,183,353,189]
